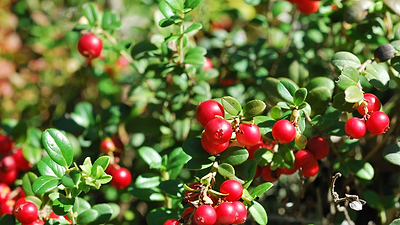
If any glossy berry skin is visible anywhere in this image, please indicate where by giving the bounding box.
[204,118,232,145]
[196,100,225,127]
[203,57,214,71]
[0,200,14,216]
[279,166,298,175]
[163,219,180,225]
[110,167,132,189]
[357,93,381,116]
[261,164,281,182]
[366,111,390,135]
[236,123,261,147]
[219,180,243,202]
[13,148,33,171]
[272,120,296,144]
[0,169,18,185]
[0,155,17,172]
[0,183,11,203]
[295,150,315,170]
[193,204,217,225]
[77,33,103,58]
[247,140,269,159]
[0,135,14,155]
[306,136,329,160]
[100,138,116,154]
[216,202,236,224]
[201,133,229,155]
[23,219,45,225]
[14,201,38,224]
[232,201,247,224]
[345,117,366,139]
[296,0,320,14]
[302,160,319,178]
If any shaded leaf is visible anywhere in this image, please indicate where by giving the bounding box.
[332,51,361,69]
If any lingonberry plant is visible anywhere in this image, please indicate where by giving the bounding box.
[3,0,400,224]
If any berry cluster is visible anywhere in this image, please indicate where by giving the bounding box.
[286,0,321,15]
[0,135,33,185]
[345,93,390,139]
[165,179,246,225]
[101,135,132,189]
[196,100,261,155]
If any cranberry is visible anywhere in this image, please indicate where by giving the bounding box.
[366,111,390,135]
[14,201,38,224]
[357,93,381,116]
[0,200,14,216]
[0,155,16,172]
[261,164,281,182]
[345,117,366,139]
[295,150,315,170]
[201,133,229,155]
[12,148,33,171]
[297,0,320,14]
[0,183,11,203]
[204,118,232,145]
[193,205,217,225]
[100,138,116,154]
[196,100,225,127]
[216,202,236,224]
[0,135,14,155]
[23,219,45,225]
[163,219,180,225]
[279,166,298,175]
[272,120,296,144]
[219,179,243,202]
[232,201,247,224]
[203,57,214,70]
[236,123,261,147]
[302,160,319,178]
[306,136,330,160]
[110,167,132,189]
[77,33,103,58]
[0,169,18,185]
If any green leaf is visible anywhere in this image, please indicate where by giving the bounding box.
[22,172,38,196]
[129,186,165,201]
[383,142,400,166]
[250,182,273,198]
[306,77,335,93]
[270,106,281,120]
[0,214,16,225]
[135,173,161,189]
[218,163,235,178]
[277,80,298,103]
[51,193,75,216]
[254,148,274,166]
[37,157,66,178]
[82,3,100,25]
[165,0,184,12]
[348,159,374,180]
[158,180,184,197]
[77,209,98,224]
[186,158,213,171]
[11,120,27,144]
[364,63,390,91]
[70,102,94,129]
[331,51,361,69]
[249,201,268,225]
[293,88,307,106]
[332,92,356,113]
[277,145,295,169]
[306,87,333,115]
[344,86,363,103]
[91,156,110,176]
[392,56,400,72]
[337,65,360,90]
[184,22,202,34]
[184,0,203,10]
[138,146,163,170]
[146,207,180,225]
[72,197,91,214]
[92,203,115,224]
[101,11,121,30]
[22,146,41,165]
[184,53,205,65]
[219,147,249,166]
[182,137,209,158]
[42,129,73,167]
[61,170,81,188]
[167,147,191,179]
[221,96,242,116]
[243,100,266,118]
[389,218,400,225]
[159,0,175,18]
[32,175,59,194]
[363,190,380,209]
[80,157,92,176]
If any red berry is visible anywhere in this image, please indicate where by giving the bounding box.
[201,133,229,155]
[306,136,329,160]
[14,201,38,224]
[105,163,118,175]
[12,148,33,171]
[261,164,281,182]
[345,117,366,139]
[0,200,14,216]
[0,183,11,204]
[236,123,261,147]
[232,201,247,224]
[181,206,195,220]
[296,0,320,14]
[23,219,45,225]
[110,167,132,189]
[203,57,214,71]
[357,93,381,116]
[0,169,18,185]
[366,111,390,135]
[0,155,16,172]
[0,135,14,155]
[302,160,319,178]
[279,166,298,175]
[247,140,269,159]
[219,180,243,202]
[100,138,116,154]
[216,202,236,224]
[295,150,315,170]
[193,205,217,225]
[163,219,180,225]
[204,118,232,145]
[77,33,103,58]
[196,100,225,127]
[272,120,296,144]
[185,182,201,202]
[111,134,124,156]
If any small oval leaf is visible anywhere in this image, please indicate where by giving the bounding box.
[42,129,73,167]
[221,96,242,116]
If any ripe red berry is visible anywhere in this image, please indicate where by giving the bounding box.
[201,133,229,155]
[279,166,298,175]
[163,219,180,225]
[247,140,270,159]
[357,93,381,116]
[261,164,281,182]
[0,183,11,204]
[100,138,116,154]
[295,150,315,170]
[110,167,132,189]
[77,33,103,58]
[196,100,225,127]
[306,136,330,160]
[302,160,319,178]
[23,219,45,225]
[296,0,320,14]
[12,148,33,171]
[203,57,214,71]
[232,201,247,224]
[219,179,243,202]
[0,200,14,216]
[345,117,366,139]
[14,201,38,224]
[0,169,18,185]
[272,120,296,144]
[236,123,261,147]
[0,135,14,155]
[366,111,390,135]
[0,155,17,172]
[193,205,217,225]
[216,202,236,224]
[204,118,232,145]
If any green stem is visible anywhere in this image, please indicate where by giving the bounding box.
[65,188,77,224]
[161,171,172,208]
